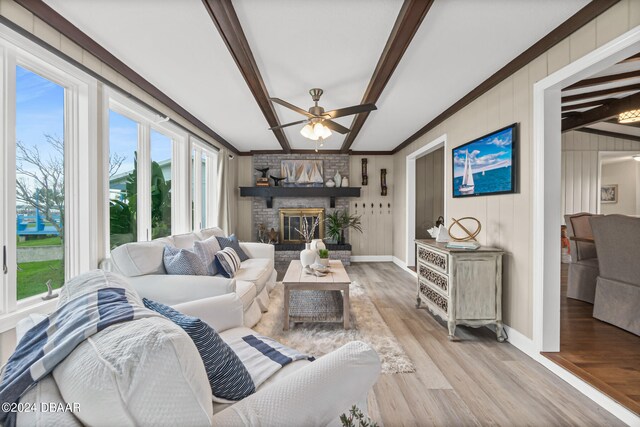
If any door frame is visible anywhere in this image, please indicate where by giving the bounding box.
[405,133,447,267]
[532,26,640,353]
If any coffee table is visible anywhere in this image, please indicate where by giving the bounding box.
[282,260,351,330]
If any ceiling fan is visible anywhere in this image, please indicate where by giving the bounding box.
[269,88,377,141]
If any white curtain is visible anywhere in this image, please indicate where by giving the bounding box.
[217,149,231,234]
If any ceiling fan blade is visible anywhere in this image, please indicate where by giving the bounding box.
[268,119,308,131]
[323,103,377,119]
[323,119,350,134]
[270,98,314,117]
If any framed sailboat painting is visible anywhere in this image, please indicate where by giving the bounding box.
[452,123,518,198]
[281,159,324,187]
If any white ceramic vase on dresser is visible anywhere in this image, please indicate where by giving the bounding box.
[300,243,316,267]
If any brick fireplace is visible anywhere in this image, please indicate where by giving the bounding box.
[249,153,353,268]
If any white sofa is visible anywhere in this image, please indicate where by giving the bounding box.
[15,277,381,426]
[102,227,276,327]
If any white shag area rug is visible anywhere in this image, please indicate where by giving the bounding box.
[254,281,415,374]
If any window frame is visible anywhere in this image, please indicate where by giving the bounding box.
[190,136,218,231]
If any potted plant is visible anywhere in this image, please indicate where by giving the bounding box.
[318,248,330,266]
[325,210,363,245]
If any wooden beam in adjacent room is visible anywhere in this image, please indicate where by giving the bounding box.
[392,0,621,154]
[619,52,640,63]
[339,0,434,153]
[202,0,291,153]
[561,82,640,103]
[561,98,615,112]
[562,91,640,131]
[14,0,239,154]
[575,127,640,143]
[566,70,640,90]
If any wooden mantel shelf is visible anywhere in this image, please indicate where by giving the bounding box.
[239,186,361,208]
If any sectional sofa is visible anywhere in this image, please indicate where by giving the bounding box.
[101,227,276,327]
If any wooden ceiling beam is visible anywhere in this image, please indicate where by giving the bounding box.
[619,52,640,64]
[14,0,240,153]
[339,0,434,153]
[202,0,291,153]
[562,82,640,103]
[561,98,616,112]
[562,91,640,131]
[391,0,621,154]
[566,70,640,90]
[574,127,640,143]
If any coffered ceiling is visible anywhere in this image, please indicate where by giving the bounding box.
[41,0,596,153]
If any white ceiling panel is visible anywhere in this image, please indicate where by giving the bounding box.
[352,0,590,151]
[587,122,640,139]
[44,0,281,152]
[233,0,403,150]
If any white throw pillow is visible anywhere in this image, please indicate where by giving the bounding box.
[53,317,213,427]
[193,236,222,275]
[110,241,167,277]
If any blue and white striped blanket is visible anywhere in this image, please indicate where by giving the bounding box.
[219,334,314,403]
[0,278,157,426]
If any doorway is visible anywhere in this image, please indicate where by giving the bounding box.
[415,148,445,239]
[405,134,446,268]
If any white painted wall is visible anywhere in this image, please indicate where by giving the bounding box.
[561,130,640,216]
[601,159,639,215]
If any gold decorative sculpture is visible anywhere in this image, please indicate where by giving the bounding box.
[448,217,481,242]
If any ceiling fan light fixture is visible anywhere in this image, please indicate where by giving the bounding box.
[320,125,332,139]
[313,122,325,137]
[300,123,317,140]
[618,109,640,123]
[633,154,640,162]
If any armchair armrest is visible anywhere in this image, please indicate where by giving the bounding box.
[211,341,380,426]
[173,293,244,332]
[240,242,274,260]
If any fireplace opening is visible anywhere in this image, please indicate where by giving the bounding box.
[279,208,325,243]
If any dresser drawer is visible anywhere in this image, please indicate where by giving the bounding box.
[417,245,448,273]
[418,262,449,296]
[418,280,448,317]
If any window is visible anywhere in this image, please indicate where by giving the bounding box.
[106,90,187,248]
[0,25,97,321]
[191,139,218,231]
[108,110,138,248]
[150,130,172,239]
[15,66,65,300]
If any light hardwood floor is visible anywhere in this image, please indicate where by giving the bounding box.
[341,262,622,426]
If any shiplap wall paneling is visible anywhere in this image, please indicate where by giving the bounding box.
[349,155,393,256]
[415,148,444,239]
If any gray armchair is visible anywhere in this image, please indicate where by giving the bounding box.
[590,215,640,336]
[565,213,600,303]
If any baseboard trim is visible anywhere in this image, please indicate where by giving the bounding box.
[392,256,417,277]
[499,325,639,426]
[350,255,393,262]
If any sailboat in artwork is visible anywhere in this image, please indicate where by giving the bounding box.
[458,150,475,195]
[297,165,310,184]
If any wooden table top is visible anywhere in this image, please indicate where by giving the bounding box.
[282,260,351,284]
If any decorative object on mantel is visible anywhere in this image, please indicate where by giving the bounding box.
[255,167,270,187]
[318,249,330,266]
[361,158,368,186]
[325,178,336,188]
[257,223,267,243]
[448,217,481,242]
[295,215,321,267]
[239,187,361,209]
[326,210,362,245]
[281,160,323,187]
[380,168,387,196]
[270,175,286,187]
[415,239,505,342]
[333,171,342,188]
[341,176,349,187]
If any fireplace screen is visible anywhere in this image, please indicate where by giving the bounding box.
[279,208,325,243]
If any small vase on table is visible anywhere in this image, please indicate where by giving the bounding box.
[300,243,316,267]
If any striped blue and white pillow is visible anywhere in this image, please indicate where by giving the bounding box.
[215,247,242,278]
[142,298,255,401]
[193,236,222,275]
[163,245,207,276]
[216,234,249,262]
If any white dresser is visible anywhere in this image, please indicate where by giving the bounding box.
[415,239,504,341]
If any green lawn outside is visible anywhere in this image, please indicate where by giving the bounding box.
[17,236,62,247]
[17,260,64,300]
